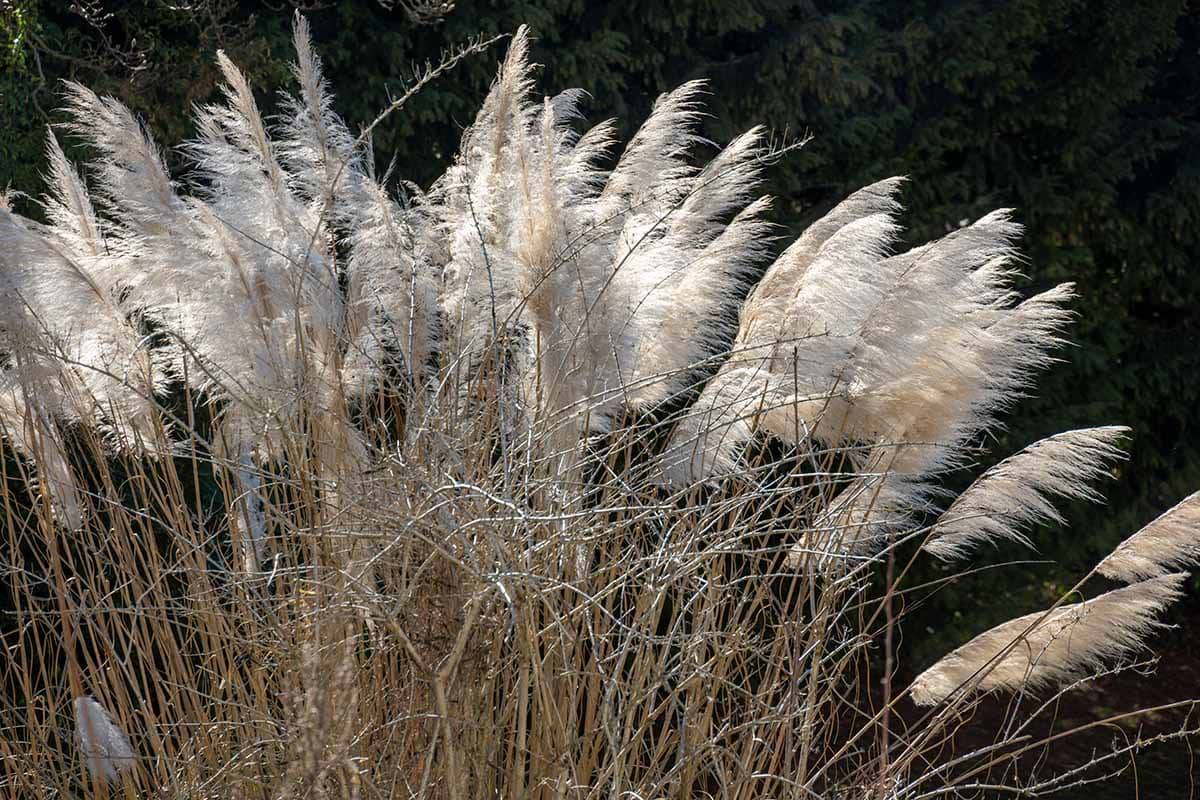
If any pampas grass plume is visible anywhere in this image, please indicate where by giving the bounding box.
[1097,491,1200,583]
[924,426,1129,560]
[909,573,1186,705]
[74,695,135,785]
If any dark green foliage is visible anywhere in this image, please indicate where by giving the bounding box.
[3,0,1197,661]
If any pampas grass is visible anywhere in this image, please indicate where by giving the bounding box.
[74,696,135,785]
[0,15,1198,799]
[924,426,1129,560]
[908,573,1187,706]
[1097,491,1200,582]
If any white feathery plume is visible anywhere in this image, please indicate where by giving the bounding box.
[41,134,103,257]
[58,29,362,565]
[789,177,908,267]
[924,426,1129,561]
[55,84,193,354]
[612,129,773,412]
[196,51,290,199]
[596,79,708,215]
[0,375,83,527]
[909,573,1187,705]
[1097,491,1200,583]
[74,695,135,785]
[280,13,428,398]
[341,181,439,394]
[59,82,182,238]
[659,178,906,482]
[739,177,905,340]
[39,135,165,445]
[662,188,1078,561]
[546,81,719,415]
[561,112,618,200]
[0,125,169,522]
[65,74,320,455]
[434,24,537,360]
[754,208,903,442]
[432,29,772,466]
[278,13,365,212]
[843,211,1028,449]
[159,43,343,450]
[0,142,162,451]
[802,210,1040,486]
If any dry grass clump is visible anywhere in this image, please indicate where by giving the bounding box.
[1,16,1198,799]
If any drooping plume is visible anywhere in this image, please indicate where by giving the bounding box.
[660,183,1079,561]
[908,573,1186,705]
[0,376,83,526]
[0,136,164,447]
[1096,491,1200,583]
[74,695,135,785]
[924,426,1128,561]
